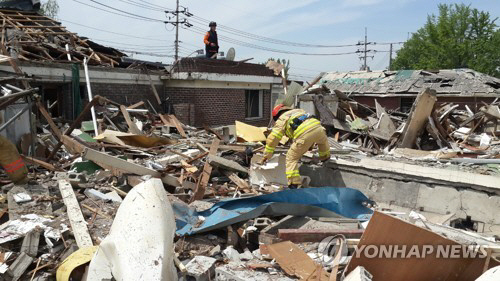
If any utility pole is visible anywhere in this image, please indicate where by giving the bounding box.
[389,43,393,70]
[165,3,192,62]
[357,27,374,71]
[174,0,179,62]
[363,27,367,71]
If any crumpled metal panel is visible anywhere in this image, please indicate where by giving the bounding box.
[175,187,373,236]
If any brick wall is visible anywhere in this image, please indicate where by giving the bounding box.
[165,87,271,127]
[90,83,165,112]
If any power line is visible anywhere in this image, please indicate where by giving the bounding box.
[61,19,172,42]
[87,0,165,22]
[189,25,360,56]
[90,38,174,48]
[113,0,170,11]
[191,16,361,48]
[71,0,160,22]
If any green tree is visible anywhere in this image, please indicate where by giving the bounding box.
[391,4,500,78]
[267,58,290,79]
[40,0,59,19]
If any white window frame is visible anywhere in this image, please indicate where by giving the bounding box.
[245,90,263,120]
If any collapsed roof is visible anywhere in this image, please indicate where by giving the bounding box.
[315,69,500,96]
[0,9,129,67]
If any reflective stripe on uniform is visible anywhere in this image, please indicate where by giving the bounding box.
[293,119,321,139]
[271,130,283,139]
[265,145,275,153]
[319,150,330,157]
[285,170,300,178]
[4,158,25,173]
[285,112,305,138]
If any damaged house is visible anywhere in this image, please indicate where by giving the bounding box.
[0,8,280,127]
[314,69,500,112]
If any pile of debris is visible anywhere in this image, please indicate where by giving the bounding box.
[303,85,500,169]
[0,69,499,279]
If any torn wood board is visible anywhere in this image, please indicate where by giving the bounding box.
[345,211,500,281]
[145,71,162,105]
[120,105,142,135]
[7,185,52,220]
[191,139,220,202]
[207,155,249,175]
[82,148,180,187]
[235,121,267,142]
[267,241,329,280]
[160,114,187,138]
[21,155,61,171]
[58,179,93,248]
[36,100,62,139]
[228,172,251,190]
[374,99,386,119]
[62,135,86,154]
[127,101,144,109]
[371,112,396,141]
[399,88,437,148]
[481,105,500,120]
[181,160,198,173]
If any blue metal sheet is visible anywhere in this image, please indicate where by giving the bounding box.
[175,187,373,236]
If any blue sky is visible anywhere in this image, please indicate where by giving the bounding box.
[59,0,500,81]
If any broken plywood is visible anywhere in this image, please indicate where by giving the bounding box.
[345,211,499,281]
[58,180,93,248]
[399,88,437,148]
[267,241,329,280]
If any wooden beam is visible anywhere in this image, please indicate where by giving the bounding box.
[160,114,186,138]
[83,148,180,187]
[36,100,62,139]
[58,179,93,248]
[399,88,437,148]
[120,105,142,135]
[190,139,220,202]
[277,229,364,243]
[127,101,144,109]
[21,155,62,171]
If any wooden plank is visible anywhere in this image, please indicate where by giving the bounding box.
[161,114,187,138]
[58,179,93,248]
[83,148,180,187]
[145,71,162,105]
[127,101,144,109]
[120,105,142,135]
[61,135,86,155]
[190,139,220,202]
[228,172,250,190]
[207,155,248,175]
[399,88,437,148]
[5,252,34,281]
[21,155,61,171]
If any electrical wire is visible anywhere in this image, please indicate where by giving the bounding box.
[188,25,360,56]
[61,19,172,42]
[87,0,165,22]
[71,0,160,22]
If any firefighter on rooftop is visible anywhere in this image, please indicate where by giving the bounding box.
[204,21,219,59]
[260,104,331,189]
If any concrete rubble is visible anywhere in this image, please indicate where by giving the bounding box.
[0,48,499,281]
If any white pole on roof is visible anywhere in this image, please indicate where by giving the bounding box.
[83,57,98,137]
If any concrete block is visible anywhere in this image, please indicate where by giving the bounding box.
[222,246,241,263]
[185,256,216,281]
[253,218,272,230]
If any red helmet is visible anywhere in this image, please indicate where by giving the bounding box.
[272,104,290,118]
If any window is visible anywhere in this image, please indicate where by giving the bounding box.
[400,97,415,113]
[245,90,263,119]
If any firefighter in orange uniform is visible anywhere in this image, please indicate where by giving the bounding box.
[0,114,28,184]
[261,104,330,189]
[203,21,219,58]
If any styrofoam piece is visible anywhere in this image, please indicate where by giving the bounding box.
[87,178,178,281]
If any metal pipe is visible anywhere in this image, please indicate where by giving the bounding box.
[0,87,38,102]
[0,103,30,132]
[83,58,98,136]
